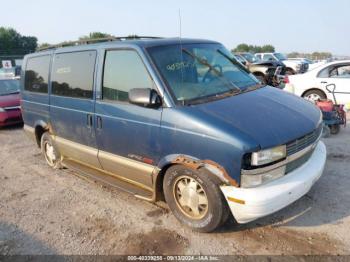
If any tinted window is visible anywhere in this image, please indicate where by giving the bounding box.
[24,55,50,93]
[103,50,153,102]
[51,51,96,99]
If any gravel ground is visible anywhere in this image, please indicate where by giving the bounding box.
[0,119,350,255]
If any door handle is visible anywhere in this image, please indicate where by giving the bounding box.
[87,114,93,127]
[97,116,102,129]
[321,81,328,84]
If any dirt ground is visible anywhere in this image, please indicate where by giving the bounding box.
[0,119,350,256]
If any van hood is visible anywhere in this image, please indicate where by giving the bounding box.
[191,87,321,149]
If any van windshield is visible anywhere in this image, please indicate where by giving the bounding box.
[147,43,260,105]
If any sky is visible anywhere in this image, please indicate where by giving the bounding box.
[1,0,349,55]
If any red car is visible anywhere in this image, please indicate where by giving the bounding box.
[0,79,23,127]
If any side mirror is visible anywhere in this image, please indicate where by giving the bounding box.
[129,88,162,108]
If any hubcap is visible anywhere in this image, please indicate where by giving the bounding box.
[44,142,56,166]
[173,175,208,219]
[305,93,321,103]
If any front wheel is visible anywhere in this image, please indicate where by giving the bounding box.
[163,165,230,232]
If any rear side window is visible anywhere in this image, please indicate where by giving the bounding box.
[51,51,96,99]
[102,50,154,102]
[24,55,51,93]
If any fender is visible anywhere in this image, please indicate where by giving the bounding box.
[157,154,239,187]
[33,120,50,147]
[34,120,49,130]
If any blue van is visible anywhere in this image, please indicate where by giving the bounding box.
[21,37,326,232]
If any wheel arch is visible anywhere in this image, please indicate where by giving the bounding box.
[154,154,238,201]
[34,120,50,147]
[301,88,327,100]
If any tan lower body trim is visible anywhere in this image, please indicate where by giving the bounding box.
[98,150,155,188]
[53,135,155,190]
[54,136,101,168]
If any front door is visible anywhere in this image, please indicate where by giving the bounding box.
[95,49,162,188]
[49,50,100,167]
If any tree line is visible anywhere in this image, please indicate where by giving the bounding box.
[232,43,333,60]
[0,28,334,61]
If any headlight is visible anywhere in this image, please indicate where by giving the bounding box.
[241,166,286,188]
[0,107,5,112]
[251,145,286,166]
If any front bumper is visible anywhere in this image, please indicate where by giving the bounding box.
[0,110,23,127]
[220,141,326,224]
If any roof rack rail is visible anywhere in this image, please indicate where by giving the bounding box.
[37,35,164,51]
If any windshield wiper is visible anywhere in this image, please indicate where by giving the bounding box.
[181,48,241,95]
[0,91,19,96]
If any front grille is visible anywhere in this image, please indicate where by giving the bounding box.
[286,125,322,156]
[286,149,314,174]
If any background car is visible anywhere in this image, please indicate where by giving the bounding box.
[0,79,22,127]
[284,60,350,104]
[255,52,309,75]
[233,52,285,86]
[288,58,326,71]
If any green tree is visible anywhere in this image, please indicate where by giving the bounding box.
[232,43,250,52]
[0,27,37,55]
[79,32,113,40]
[261,44,275,52]
[232,43,275,53]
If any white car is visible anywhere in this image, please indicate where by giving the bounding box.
[285,60,350,104]
[288,58,327,71]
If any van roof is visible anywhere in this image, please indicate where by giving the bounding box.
[29,37,220,57]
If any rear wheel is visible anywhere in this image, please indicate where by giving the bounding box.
[254,74,267,85]
[303,89,326,103]
[41,132,62,169]
[163,165,230,232]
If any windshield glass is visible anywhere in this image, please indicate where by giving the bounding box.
[241,53,260,63]
[147,43,259,104]
[274,53,287,61]
[0,79,20,96]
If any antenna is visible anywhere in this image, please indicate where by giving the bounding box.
[178,9,182,39]
[178,8,185,105]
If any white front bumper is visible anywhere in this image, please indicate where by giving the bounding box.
[220,141,327,224]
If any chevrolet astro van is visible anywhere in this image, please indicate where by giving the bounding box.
[21,37,326,232]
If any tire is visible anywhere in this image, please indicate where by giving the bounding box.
[163,165,230,233]
[302,89,326,103]
[285,68,295,75]
[40,132,62,169]
[329,124,340,135]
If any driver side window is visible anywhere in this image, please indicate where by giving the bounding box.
[262,54,274,61]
